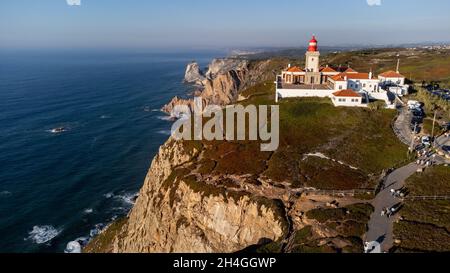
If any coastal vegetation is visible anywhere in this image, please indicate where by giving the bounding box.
[393,166,450,252]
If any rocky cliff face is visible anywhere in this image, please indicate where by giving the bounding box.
[204,58,249,79]
[184,62,205,84]
[162,58,274,116]
[87,139,287,253]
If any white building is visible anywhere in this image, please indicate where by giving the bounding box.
[331,89,364,107]
[275,36,409,107]
[378,70,409,96]
[378,71,406,86]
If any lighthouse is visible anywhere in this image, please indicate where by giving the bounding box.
[304,35,321,84]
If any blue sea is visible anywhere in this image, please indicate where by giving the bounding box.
[0,49,223,253]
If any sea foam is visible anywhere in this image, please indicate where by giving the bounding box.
[115,192,139,206]
[26,225,61,244]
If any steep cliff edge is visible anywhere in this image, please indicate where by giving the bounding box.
[184,62,205,84]
[162,58,275,116]
[85,139,287,253]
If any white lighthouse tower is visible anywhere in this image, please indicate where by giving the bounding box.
[304,35,321,84]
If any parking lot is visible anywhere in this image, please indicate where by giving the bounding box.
[425,86,450,102]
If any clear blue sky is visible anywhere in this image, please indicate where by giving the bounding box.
[1,0,450,50]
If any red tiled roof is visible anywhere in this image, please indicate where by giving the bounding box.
[331,74,346,81]
[330,72,373,81]
[332,89,362,97]
[379,70,405,78]
[344,68,358,73]
[346,72,371,80]
[287,66,303,72]
[320,66,337,73]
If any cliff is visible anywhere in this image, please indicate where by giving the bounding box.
[85,139,287,253]
[184,62,205,85]
[162,58,275,116]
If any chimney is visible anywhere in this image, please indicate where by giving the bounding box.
[369,68,373,79]
[396,58,400,73]
[288,64,291,68]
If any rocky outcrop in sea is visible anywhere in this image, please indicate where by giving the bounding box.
[162,58,272,117]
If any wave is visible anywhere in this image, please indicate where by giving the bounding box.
[104,191,138,206]
[89,223,105,238]
[64,222,105,253]
[100,115,111,119]
[0,191,12,197]
[114,192,139,206]
[64,237,89,253]
[83,208,94,214]
[157,130,172,136]
[70,192,138,252]
[156,115,174,121]
[45,122,82,135]
[103,192,114,199]
[26,225,61,245]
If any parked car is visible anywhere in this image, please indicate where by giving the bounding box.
[411,117,423,125]
[410,125,421,134]
[407,100,422,110]
[412,109,424,117]
[421,136,432,146]
[442,123,450,131]
[415,143,425,151]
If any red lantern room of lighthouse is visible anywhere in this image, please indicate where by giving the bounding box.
[307,36,318,52]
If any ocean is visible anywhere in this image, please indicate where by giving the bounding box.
[0,49,223,253]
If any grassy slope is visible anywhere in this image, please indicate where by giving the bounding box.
[233,81,407,190]
[394,166,450,252]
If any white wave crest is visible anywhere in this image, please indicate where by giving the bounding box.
[104,192,114,199]
[156,116,174,121]
[157,130,172,136]
[115,192,139,206]
[65,241,82,253]
[26,225,61,244]
[89,223,105,237]
[83,208,93,214]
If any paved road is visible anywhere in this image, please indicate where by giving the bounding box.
[365,163,422,252]
[435,134,450,152]
[364,102,449,253]
[393,107,414,146]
